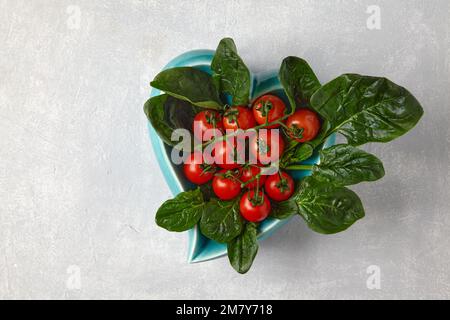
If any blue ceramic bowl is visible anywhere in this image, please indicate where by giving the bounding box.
[147,50,335,263]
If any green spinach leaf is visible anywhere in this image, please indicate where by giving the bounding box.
[311,144,385,186]
[155,188,205,232]
[151,67,223,109]
[200,198,244,243]
[279,56,321,109]
[271,197,299,220]
[310,74,424,146]
[211,38,251,105]
[280,139,314,168]
[295,177,365,234]
[227,222,259,274]
[144,94,196,147]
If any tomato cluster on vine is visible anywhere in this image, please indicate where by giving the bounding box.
[184,94,321,223]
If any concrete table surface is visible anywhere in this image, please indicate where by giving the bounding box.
[0,0,449,299]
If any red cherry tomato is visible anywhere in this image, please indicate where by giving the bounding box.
[239,190,271,222]
[210,138,244,170]
[212,170,242,200]
[264,171,295,202]
[223,106,256,131]
[249,130,285,165]
[240,166,267,189]
[252,95,286,129]
[285,109,321,142]
[183,152,215,185]
[193,110,224,141]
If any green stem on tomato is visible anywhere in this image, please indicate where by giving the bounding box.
[274,120,290,130]
[240,173,261,188]
[253,178,261,205]
[230,174,245,185]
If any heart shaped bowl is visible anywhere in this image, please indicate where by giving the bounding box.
[147,50,335,263]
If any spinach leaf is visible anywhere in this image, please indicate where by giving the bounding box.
[278,57,323,166]
[310,74,424,146]
[151,67,223,109]
[227,222,259,274]
[200,198,244,243]
[311,144,385,186]
[271,197,299,220]
[155,188,205,232]
[144,94,196,147]
[279,56,321,109]
[295,177,365,234]
[211,38,251,106]
[144,95,173,145]
[280,139,314,168]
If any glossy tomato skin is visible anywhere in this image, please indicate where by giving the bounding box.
[183,152,215,185]
[212,170,242,200]
[264,171,295,202]
[240,166,267,189]
[249,130,285,165]
[223,106,256,131]
[211,138,244,170]
[239,190,271,222]
[285,109,321,142]
[252,95,286,129]
[193,110,224,141]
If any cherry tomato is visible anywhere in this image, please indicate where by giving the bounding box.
[249,130,285,164]
[285,109,321,142]
[183,152,215,185]
[223,106,256,131]
[210,138,244,170]
[240,166,267,189]
[252,95,286,128]
[239,190,271,222]
[212,170,242,200]
[193,110,224,141]
[264,171,295,202]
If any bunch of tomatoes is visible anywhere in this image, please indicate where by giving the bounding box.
[183,94,321,223]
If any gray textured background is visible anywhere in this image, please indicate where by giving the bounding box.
[1,0,449,300]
